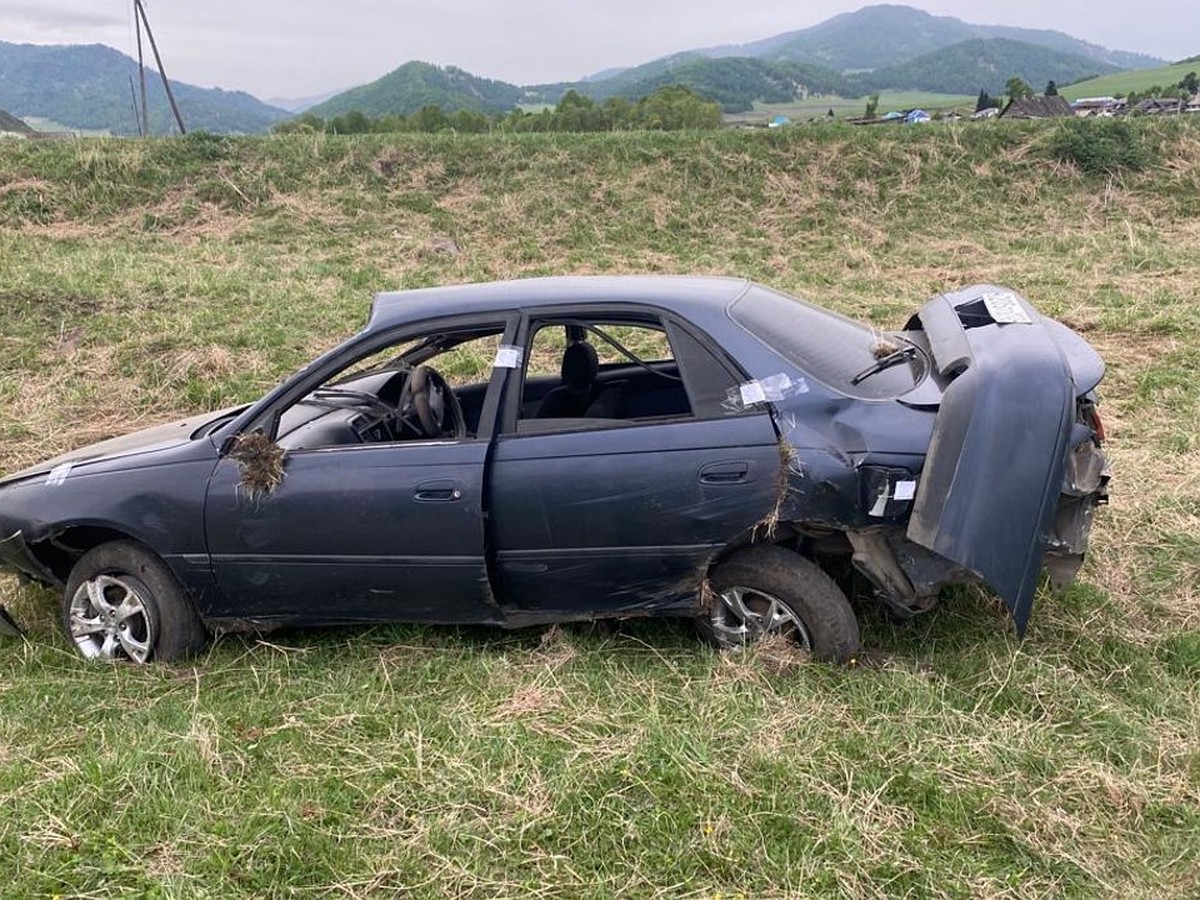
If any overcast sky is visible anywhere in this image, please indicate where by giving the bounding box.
[4,1,1196,101]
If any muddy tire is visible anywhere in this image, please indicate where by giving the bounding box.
[699,544,861,664]
[63,541,208,664]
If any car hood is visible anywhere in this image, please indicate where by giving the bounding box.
[0,406,242,486]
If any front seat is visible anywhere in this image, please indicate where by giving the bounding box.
[536,341,599,418]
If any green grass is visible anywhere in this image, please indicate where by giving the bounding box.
[1,122,1200,896]
[1062,60,1200,99]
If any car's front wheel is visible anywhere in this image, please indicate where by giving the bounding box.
[63,541,208,664]
[699,544,860,664]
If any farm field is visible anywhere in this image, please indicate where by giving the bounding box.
[726,90,976,124]
[1062,59,1200,99]
[1,121,1199,897]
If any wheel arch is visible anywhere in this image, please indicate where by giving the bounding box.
[25,523,152,585]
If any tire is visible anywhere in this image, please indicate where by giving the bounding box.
[62,540,208,664]
[699,544,861,664]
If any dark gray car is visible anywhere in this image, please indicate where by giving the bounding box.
[0,276,1109,663]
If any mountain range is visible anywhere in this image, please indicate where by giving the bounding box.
[308,5,1164,118]
[0,5,1169,132]
[0,41,288,135]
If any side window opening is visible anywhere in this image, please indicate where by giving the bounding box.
[275,324,507,451]
[516,317,690,432]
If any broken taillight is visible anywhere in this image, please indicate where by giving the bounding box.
[1089,408,1106,444]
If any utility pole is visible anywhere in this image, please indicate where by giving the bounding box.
[127,75,144,136]
[133,0,186,134]
[135,2,148,136]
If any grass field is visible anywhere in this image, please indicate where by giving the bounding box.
[725,91,976,125]
[1062,60,1200,99]
[1,121,1199,897]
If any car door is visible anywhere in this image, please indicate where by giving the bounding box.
[202,317,515,627]
[487,312,782,618]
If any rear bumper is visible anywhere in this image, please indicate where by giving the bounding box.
[906,286,1107,634]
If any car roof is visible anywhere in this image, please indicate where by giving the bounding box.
[367,275,753,332]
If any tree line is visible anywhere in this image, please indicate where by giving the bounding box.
[274,86,723,135]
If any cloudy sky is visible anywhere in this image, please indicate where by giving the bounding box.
[4,1,1195,101]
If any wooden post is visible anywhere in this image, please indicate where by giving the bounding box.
[127,75,144,136]
[135,4,148,136]
[134,0,186,135]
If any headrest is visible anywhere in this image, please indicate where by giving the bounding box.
[561,341,598,390]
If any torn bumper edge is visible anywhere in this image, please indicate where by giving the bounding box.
[0,529,60,638]
[0,604,21,638]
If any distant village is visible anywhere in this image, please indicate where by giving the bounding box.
[756,92,1200,130]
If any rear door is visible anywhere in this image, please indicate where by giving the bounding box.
[487,311,781,618]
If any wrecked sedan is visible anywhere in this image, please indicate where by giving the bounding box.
[0,277,1109,664]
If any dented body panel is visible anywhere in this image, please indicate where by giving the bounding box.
[0,276,1108,642]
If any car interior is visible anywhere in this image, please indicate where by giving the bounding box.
[273,318,707,451]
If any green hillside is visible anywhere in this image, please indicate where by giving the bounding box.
[585,57,851,112]
[0,108,32,134]
[308,61,525,118]
[1062,60,1200,99]
[0,41,288,135]
[1,121,1199,896]
[854,38,1120,96]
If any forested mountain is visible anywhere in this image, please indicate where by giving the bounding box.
[0,108,33,134]
[853,38,1121,95]
[682,4,1162,73]
[307,62,526,118]
[534,57,851,111]
[0,42,288,134]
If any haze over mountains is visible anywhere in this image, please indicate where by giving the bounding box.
[0,5,1169,134]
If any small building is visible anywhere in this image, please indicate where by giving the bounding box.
[971,107,1000,119]
[768,115,791,128]
[1135,97,1184,116]
[904,108,931,124]
[1071,96,1124,116]
[998,95,1074,119]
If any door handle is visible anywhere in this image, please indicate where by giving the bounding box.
[699,461,750,485]
[414,479,463,502]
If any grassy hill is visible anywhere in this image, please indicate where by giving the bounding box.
[1062,59,1200,99]
[1,121,1199,895]
[0,41,288,135]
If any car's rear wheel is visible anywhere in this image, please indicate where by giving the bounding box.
[699,544,861,663]
[62,541,207,664]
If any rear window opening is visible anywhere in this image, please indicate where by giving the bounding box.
[729,286,928,400]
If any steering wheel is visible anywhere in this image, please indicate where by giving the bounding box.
[398,366,466,439]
